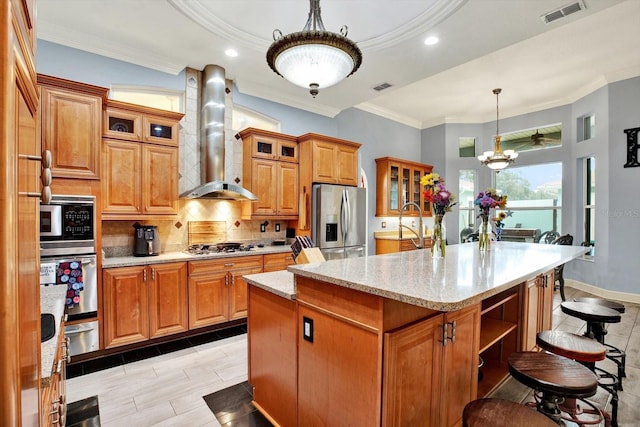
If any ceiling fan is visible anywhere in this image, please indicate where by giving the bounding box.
[530,129,560,146]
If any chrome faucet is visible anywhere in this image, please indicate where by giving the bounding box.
[399,202,424,249]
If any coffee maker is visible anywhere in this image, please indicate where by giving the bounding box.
[133,224,161,256]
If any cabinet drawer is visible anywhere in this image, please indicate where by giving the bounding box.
[263,252,295,272]
[189,255,263,275]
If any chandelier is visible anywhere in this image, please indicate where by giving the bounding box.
[266,0,362,98]
[478,88,518,171]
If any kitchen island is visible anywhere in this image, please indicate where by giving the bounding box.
[245,242,588,427]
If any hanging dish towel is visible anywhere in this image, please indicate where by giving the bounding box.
[56,260,83,308]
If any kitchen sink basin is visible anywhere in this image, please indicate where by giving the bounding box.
[41,313,55,342]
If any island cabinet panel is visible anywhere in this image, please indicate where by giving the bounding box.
[478,287,521,397]
[383,303,480,427]
[382,315,443,426]
[521,270,554,351]
[248,286,298,427]
[294,276,478,427]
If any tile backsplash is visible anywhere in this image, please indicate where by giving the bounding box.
[102,199,287,257]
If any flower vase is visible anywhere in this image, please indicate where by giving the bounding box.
[431,215,446,258]
[478,216,491,251]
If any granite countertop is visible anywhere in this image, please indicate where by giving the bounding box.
[287,242,588,312]
[244,270,296,300]
[40,285,67,387]
[102,245,293,268]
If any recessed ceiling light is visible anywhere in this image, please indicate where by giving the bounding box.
[424,36,439,46]
[225,49,238,57]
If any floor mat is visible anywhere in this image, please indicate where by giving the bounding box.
[66,395,101,427]
[202,381,272,426]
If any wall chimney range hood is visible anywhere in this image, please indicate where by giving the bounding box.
[180,65,257,201]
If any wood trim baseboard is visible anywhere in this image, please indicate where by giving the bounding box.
[565,279,640,304]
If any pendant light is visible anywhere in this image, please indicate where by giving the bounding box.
[478,88,518,171]
[266,0,362,98]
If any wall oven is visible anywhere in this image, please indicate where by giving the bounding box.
[40,195,99,356]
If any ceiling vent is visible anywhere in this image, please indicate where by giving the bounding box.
[373,82,393,92]
[541,0,586,24]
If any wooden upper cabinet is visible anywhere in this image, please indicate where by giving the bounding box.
[38,74,108,180]
[239,128,299,219]
[104,100,182,146]
[101,100,183,218]
[376,157,433,217]
[298,134,360,186]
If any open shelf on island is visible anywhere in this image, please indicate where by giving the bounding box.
[479,317,518,353]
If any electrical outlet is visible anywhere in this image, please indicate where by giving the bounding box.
[303,316,314,343]
[381,221,386,228]
[275,223,281,232]
[260,223,266,232]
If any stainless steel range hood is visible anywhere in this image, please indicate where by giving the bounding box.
[180,65,257,201]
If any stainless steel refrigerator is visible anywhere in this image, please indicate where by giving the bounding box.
[312,184,367,260]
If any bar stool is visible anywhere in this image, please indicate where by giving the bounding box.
[463,398,557,427]
[508,351,602,425]
[537,330,618,427]
[561,301,626,388]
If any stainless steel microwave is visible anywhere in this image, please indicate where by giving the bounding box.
[40,195,96,256]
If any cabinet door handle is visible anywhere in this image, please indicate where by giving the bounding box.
[441,323,448,346]
[449,320,456,344]
[143,269,147,282]
[151,268,155,281]
[225,275,229,286]
[224,263,234,267]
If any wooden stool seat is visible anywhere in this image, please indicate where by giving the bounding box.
[463,398,556,427]
[560,301,621,324]
[573,297,625,314]
[536,330,606,363]
[509,352,602,425]
[537,330,619,426]
[508,351,598,398]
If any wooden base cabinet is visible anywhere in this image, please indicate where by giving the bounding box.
[262,252,295,272]
[248,286,298,427]
[383,304,480,427]
[41,324,68,427]
[294,276,479,427]
[103,262,188,348]
[522,270,554,351]
[188,256,263,329]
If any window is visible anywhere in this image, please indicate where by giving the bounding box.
[583,157,595,254]
[459,170,476,241]
[577,114,595,142]
[458,137,476,157]
[495,162,562,238]
[110,85,183,112]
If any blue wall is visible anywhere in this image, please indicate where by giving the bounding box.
[36,40,639,295]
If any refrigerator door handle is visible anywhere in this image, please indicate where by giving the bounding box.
[341,189,349,241]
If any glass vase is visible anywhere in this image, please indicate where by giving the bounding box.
[431,214,446,258]
[478,216,491,251]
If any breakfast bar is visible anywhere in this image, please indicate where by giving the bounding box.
[245,242,588,426]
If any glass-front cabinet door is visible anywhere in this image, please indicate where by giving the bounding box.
[390,164,399,211]
[375,157,433,217]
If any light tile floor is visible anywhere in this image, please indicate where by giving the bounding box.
[67,286,640,426]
